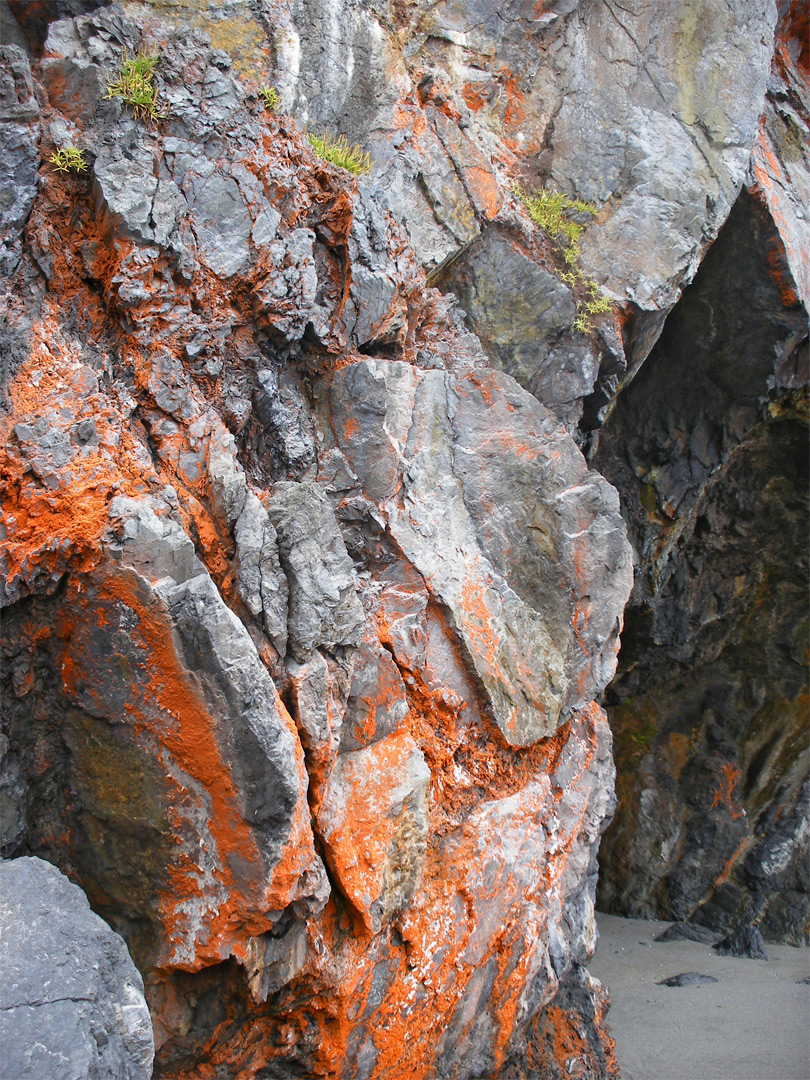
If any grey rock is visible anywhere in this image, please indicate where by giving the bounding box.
[713,924,768,960]
[0,46,39,123]
[241,918,310,1003]
[205,419,248,530]
[288,651,343,756]
[234,490,289,655]
[267,480,365,662]
[92,132,166,245]
[40,54,106,125]
[434,230,577,397]
[282,0,402,135]
[254,368,316,473]
[286,650,353,813]
[657,972,719,987]
[330,358,632,744]
[185,168,252,278]
[108,494,203,586]
[0,47,39,275]
[0,856,154,1080]
[0,732,27,856]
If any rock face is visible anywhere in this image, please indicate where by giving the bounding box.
[594,3,810,945]
[0,9,636,1077]
[0,856,154,1080]
[0,0,806,1077]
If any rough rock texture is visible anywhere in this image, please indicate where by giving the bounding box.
[60,0,780,432]
[713,924,769,960]
[1,0,806,1075]
[0,8,635,1077]
[594,5,810,947]
[0,856,154,1080]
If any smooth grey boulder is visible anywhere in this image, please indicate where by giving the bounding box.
[657,972,719,987]
[0,856,154,1080]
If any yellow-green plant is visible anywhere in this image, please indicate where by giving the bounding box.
[105,50,163,124]
[515,187,598,264]
[259,86,281,111]
[307,131,372,176]
[515,184,612,333]
[49,147,88,173]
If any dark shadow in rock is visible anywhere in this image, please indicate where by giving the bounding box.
[7,0,111,55]
[655,922,723,945]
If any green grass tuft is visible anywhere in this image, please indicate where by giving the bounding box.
[105,50,164,124]
[514,184,613,334]
[49,147,88,173]
[259,86,281,111]
[307,131,372,176]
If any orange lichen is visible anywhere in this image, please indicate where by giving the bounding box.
[710,762,744,820]
[57,564,315,970]
[713,835,751,889]
[461,82,487,112]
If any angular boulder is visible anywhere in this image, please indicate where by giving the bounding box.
[0,857,154,1080]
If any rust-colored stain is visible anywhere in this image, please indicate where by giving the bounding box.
[710,762,745,821]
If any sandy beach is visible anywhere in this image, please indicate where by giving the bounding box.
[590,914,810,1080]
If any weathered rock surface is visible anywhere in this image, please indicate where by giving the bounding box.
[654,922,721,946]
[713,924,769,960]
[657,972,718,987]
[0,856,154,1080]
[0,6,634,1077]
[2,0,806,1075]
[594,14,810,945]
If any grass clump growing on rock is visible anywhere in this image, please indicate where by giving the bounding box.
[515,184,613,334]
[516,188,599,265]
[307,131,372,176]
[49,147,88,173]
[259,86,281,111]
[106,50,164,124]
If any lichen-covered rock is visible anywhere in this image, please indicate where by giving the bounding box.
[0,856,154,1080]
[0,6,634,1077]
[328,357,631,745]
[6,0,802,1074]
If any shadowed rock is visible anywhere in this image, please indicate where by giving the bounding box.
[655,922,723,945]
